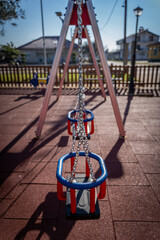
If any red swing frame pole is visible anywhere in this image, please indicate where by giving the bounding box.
[84,26,106,100]
[35,0,74,138]
[86,0,125,138]
[57,27,78,99]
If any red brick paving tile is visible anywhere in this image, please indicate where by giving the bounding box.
[7,139,31,153]
[88,132,98,140]
[93,109,110,116]
[98,134,129,147]
[51,147,72,162]
[0,117,28,126]
[31,146,57,162]
[144,126,160,136]
[5,185,59,219]
[88,140,101,153]
[97,125,119,135]
[25,128,38,140]
[39,131,70,147]
[0,125,24,134]
[140,119,160,127]
[7,112,37,120]
[0,134,17,151]
[0,199,11,217]
[146,174,160,201]
[94,119,116,126]
[114,222,160,240]
[0,219,56,240]
[123,116,142,122]
[129,141,160,155]
[106,163,149,185]
[0,172,24,199]
[0,111,16,119]
[55,201,115,240]
[41,125,67,137]
[15,157,36,172]
[94,115,115,121]
[126,130,154,141]
[100,145,137,163]
[108,186,160,221]
[153,135,160,142]
[136,154,160,173]
[0,184,27,216]
[124,121,144,130]
[136,112,160,119]
[32,162,58,184]
[68,139,100,152]
[21,162,47,184]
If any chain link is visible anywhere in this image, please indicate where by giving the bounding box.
[69,0,95,182]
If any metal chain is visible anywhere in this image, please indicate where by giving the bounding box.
[69,0,95,182]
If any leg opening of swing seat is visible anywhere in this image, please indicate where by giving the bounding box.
[66,174,100,220]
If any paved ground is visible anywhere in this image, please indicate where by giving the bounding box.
[0,88,160,240]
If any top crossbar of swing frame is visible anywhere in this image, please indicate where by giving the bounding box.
[35,0,125,138]
[56,151,108,189]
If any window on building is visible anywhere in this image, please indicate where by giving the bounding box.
[154,47,157,56]
[137,36,140,42]
[149,36,153,41]
[26,53,30,58]
[53,39,58,46]
[137,45,141,50]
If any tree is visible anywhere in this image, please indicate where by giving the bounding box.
[20,52,26,65]
[0,42,19,64]
[71,52,77,64]
[82,41,92,63]
[0,0,25,35]
[82,41,99,63]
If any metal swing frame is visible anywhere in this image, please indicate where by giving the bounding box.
[35,0,125,139]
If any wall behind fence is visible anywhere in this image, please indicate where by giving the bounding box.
[0,64,159,89]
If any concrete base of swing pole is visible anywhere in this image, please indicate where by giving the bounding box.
[66,174,100,220]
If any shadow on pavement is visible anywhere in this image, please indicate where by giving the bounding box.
[123,95,133,125]
[14,192,75,240]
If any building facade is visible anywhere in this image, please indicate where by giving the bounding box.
[17,36,78,64]
[148,42,160,62]
[116,27,159,61]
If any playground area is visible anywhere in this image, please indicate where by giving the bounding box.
[0,88,160,239]
[0,0,160,238]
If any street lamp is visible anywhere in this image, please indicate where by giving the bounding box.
[129,6,143,93]
[40,0,47,66]
[122,0,128,66]
[55,12,64,23]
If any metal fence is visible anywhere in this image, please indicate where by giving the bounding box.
[0,64,159,90]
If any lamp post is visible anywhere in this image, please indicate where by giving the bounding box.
[122,0,128,66]
[40,0,47,66]
[55,12,64,23]
[129,6,143,93]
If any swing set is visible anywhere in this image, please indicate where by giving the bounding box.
[35,0,125,219]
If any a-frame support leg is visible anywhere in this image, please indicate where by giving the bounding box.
[57,27,78,99]
[84,26,106,100]
[86,0,125,137]
[35,0,74,138]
